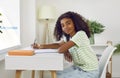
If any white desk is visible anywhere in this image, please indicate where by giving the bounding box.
[5,45,107,78]
[5,47,64,78]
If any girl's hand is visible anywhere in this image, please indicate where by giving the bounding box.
[31,43,40,49]
[64,51,72,62]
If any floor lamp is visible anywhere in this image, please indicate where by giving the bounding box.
[38,5,56,44]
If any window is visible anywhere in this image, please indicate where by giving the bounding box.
[0,0,20,53]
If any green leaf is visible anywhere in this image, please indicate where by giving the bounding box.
[114,44,120,54]
[87,20,105,34]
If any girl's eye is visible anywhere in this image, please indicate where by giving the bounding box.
[67,22,71,25]
[66,22,71,26]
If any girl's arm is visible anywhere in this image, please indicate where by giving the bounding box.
[32,41,65,49]
[32,40,75,53]
[64,50,72,62]
[58,41,75,53]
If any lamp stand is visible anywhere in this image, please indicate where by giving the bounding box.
[43,19,50,44]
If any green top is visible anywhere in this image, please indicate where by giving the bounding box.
[69,31,98,71]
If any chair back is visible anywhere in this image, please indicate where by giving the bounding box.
[99,45,116,78]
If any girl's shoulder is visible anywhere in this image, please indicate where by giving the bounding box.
[76,30,86,35]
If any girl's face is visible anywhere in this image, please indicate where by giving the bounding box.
[60,18,76,37]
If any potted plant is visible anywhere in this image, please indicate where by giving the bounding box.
[0,26,2,33]
[87,20,105,44]
[0,13,3,33]
[114,43,120,55]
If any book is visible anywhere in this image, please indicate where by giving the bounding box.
[8,50,34,56]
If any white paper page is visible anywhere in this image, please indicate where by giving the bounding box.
[34,49,58,54]
[21,46,58,54]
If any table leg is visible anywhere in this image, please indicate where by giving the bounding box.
[40,71,44,78]
[16,70,22,78]
[32,70,35,78]
[51,71,56,78]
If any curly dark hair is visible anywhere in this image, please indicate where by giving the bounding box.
[54,11,91,41]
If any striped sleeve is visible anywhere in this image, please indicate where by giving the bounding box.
[71,31,90,47]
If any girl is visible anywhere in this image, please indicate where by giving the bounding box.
[32,11,99,78]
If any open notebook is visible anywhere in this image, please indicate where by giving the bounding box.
[34,49,58,54]
[22,47,58,54]
[22,46,58,54]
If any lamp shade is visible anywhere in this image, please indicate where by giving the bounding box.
[39,6,56,20]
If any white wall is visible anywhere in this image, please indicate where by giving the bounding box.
[20,0,36,48]
[37,0,120,45]
[112,55,120,77]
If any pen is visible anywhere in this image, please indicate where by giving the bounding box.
[34,38,37,45]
